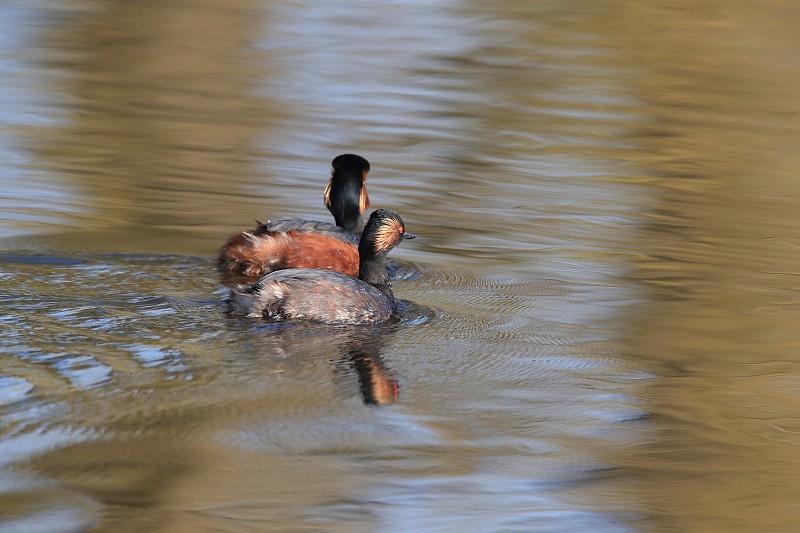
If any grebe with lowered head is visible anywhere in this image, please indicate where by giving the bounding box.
[218,154,370,279]
[226,208,415,325]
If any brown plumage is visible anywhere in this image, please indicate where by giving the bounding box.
[220,230,359,278]
[218,154,370,281]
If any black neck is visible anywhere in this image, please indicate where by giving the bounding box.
[329,173,363,232]
[358,247,393,299]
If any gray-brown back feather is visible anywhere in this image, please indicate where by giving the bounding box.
[257,217,359,245]
[226,268,394,324]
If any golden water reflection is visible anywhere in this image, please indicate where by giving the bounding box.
[24,0,276,249]
[609,1,800,530]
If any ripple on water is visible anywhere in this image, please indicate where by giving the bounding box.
[393,299,437,326]
[396,261,630,356]
[385,261,650,453]
[0,251,219,398]
[52,356,112,390]
[397,262,573,339]
[386,258,428,282]
[314,475,635,533]
[0,376,34,407]
[0,476,101,533]
[0,253,84,266]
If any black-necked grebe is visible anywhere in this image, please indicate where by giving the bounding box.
[226,209,415,325]
[218,154,370,279]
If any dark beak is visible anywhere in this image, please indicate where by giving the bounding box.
[403,232,416,240]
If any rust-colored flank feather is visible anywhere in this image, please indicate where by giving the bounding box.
[219,230,359,279]
[281,232,359,274]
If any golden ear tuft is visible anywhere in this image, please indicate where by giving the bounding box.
[374,218,402,251]
[323,180,333,208]
[360,186,370,213]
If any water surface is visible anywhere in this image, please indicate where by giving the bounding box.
[2,1,800,532]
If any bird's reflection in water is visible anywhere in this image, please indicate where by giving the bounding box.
[336,326,399,406]
[245,320,401,406]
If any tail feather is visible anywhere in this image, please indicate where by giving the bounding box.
[226,280,287,319]
[218,233,291,276]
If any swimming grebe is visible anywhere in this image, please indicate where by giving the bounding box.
[218,154,370,279]
[226,209,415,325]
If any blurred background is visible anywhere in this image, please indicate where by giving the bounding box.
[1,1,800,531]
